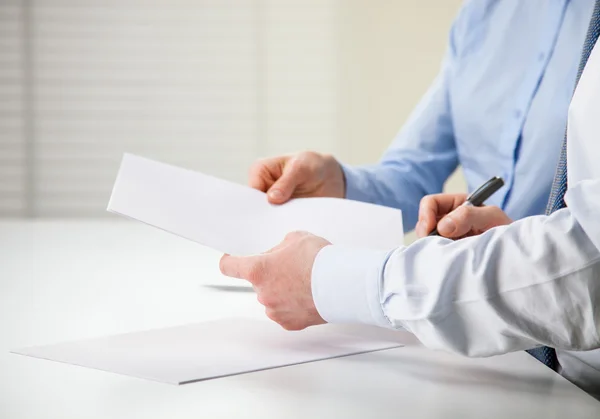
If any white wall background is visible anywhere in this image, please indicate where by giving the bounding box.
[0,0,464,222]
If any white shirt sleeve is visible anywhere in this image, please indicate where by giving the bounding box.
[312,189,600,357]
[312,37,600,360]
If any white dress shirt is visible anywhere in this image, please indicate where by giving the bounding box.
[312,42,600,398]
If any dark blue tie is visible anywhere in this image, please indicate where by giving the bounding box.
[527,0,600,370]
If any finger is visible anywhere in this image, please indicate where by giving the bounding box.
[283,230,310,243]
[264,308,307,331]
[416,195,438,237]
[416,194,467,237]
[219,253,264,284]
[248,158,284,192]
[267,158,308,204]
[437,205,511,238]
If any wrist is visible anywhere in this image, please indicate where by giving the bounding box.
[322,154,345,198]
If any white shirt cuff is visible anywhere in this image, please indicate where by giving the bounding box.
[311,244,392,327]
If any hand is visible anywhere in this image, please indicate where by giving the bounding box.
[219,232,331,330]
[415,193,513,239]
[248,151,345,204]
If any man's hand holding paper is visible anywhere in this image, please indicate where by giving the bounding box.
[220,231,330,331]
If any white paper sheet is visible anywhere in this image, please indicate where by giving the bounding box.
[12,318,411,385]
[107,154,404,255]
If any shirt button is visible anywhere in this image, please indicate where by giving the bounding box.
[538,52,546,62]
[514,110,522,118]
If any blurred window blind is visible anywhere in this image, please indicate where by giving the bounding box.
[1,0,337,217]
[264,1,337,156]
[0,0,26,216]
[35,0,260,217]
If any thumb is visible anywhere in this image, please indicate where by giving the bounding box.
[437,205,511,238]
[267,160,307,204]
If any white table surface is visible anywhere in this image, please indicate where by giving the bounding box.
[1,220,598,419]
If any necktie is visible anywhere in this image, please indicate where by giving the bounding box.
[527,0,600,370]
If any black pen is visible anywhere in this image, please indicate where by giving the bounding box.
[428,176,505,236]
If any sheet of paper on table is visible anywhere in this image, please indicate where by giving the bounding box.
[107,154,404,255]
[12,318,415,385]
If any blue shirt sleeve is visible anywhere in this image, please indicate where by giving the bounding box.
[342,15,465,231]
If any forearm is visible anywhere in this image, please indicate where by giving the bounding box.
[313,205,600,357]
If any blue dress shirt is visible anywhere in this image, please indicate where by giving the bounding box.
[342,0,594,231]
